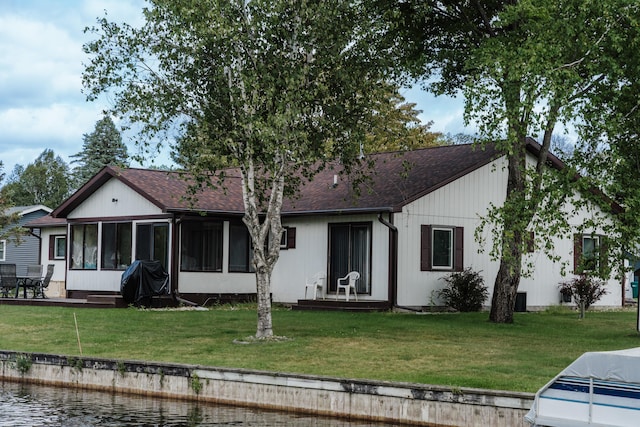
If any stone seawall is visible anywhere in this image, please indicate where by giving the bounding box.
[0,350,534,426]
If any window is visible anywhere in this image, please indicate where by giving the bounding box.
[101,223,132,269]
[181,221,223,271]
[574,234,607,274]
[280,227,296,249]
[70,224,98,269]
[229,223,254,272]
[432,227,453,269]
[136,223,169,270]
[328,223,371,294]
[0,240,5,261]
[420,225,463,271]
[49,235,66,260]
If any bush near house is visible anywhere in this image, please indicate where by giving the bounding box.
[438,268,489,312]
[558,275,608,319]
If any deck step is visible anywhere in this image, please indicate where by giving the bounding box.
[293,299,391,312]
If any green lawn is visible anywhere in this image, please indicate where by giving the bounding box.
[1,304,639,393]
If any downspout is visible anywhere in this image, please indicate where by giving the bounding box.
[171,215,180,299]
[27,229,43,265]
[378,212,397,308]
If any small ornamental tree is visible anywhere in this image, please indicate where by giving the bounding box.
[558,275,608,319]
[438,268,489,312]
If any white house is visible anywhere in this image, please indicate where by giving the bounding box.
[26,140,622,309]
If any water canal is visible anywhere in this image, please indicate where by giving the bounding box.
[0,381,398,426]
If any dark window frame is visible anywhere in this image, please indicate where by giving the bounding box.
[101,222,132,270]
[49,235,66,260]
[228,222,254,273]
[420,225,464,272]
[180,220,223,272]
[70,223,98,270]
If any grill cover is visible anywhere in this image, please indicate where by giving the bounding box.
[120,260,169,306]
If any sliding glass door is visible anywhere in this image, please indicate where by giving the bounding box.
[328,223,371,295]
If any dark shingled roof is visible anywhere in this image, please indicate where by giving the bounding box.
[50,143,502,219]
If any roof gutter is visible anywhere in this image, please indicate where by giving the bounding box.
[377,212,398,308]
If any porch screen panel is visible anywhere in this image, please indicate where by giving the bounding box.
[351,224,370,294]
[181,221,223,271]
[70,224,98,270]
[101,223,132,269]
[154,224,169,269]
[136,223,169,270]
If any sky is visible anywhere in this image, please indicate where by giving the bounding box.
[0,0,473,181]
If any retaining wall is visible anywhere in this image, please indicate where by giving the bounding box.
[0,350,534,426]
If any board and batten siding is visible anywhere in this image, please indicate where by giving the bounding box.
[67,178,164,219]
[272,214,390,304]
[395,158,507,309]
[396,155,621,310]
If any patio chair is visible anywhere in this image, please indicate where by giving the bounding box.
[23,265,43,298]
[335,271,360,302]
[304,272,326,300]
[0,264,18,298]
[30,264,54,298]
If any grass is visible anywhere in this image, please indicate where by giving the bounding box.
[1,304,639,393]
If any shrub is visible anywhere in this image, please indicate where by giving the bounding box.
[438,268,488,312]
[558,275,607,319]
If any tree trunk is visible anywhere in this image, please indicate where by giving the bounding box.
[255,264,274,338]
[489,257,522,323]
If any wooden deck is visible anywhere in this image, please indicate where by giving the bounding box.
[293,299,391,312]
[1,294,391,312]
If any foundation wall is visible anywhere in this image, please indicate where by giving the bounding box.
[0,351,534,426]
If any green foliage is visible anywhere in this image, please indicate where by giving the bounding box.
[366,0,640,322]
[12,353,32,375]
[189,372,202,395]
[3,149,71,208]
[82,0,388,338]
[70,115,129,188]
[559,275,608,319]
[437,268,489,312]
[0,163,25,242]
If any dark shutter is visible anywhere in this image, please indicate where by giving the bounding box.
[573,234,582,274]
[287,227,296,249]
[454,227,464,271]
[599,234,609,275]
[420,225,432,271]
[49,235,55,260]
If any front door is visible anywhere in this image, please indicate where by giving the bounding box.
[328,223,371,295]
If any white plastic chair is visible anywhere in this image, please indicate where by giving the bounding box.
[335,271,360,301]
[304,272,326,300]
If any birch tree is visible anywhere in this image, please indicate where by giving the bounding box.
[83,0,385,338]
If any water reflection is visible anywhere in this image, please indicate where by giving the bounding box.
[0,381,396,426]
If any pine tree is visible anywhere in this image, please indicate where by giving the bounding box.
[71,115,129,187]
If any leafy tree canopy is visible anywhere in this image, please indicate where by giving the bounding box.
[83,0,389,337]
[366,0,640,322]
[0,163,24,241]
[2,149,71,209]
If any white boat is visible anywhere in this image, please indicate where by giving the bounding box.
[525,348,640,427]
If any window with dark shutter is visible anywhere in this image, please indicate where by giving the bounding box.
[421,225,463,272]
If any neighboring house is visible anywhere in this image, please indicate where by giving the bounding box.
[26,140,623,309]
[0,205,51,276]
